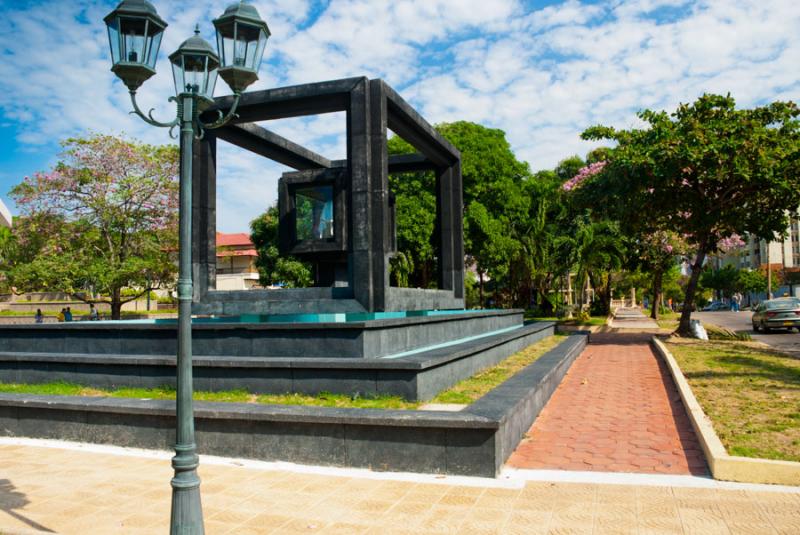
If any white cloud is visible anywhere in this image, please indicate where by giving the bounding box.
[1,0,799,232]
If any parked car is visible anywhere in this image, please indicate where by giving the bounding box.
[702,301,728,311]
[752,298,800,333]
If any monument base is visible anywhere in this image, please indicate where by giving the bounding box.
[0,311,547,401]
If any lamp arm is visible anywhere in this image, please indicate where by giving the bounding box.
[199,92,241,130]
[129,91,180,128]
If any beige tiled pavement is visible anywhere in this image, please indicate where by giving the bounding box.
[1,443,799,534]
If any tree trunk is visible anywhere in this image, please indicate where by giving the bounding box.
[678,241,710,336]
[650,269,664,320]
[479,272,484,307]
[111,288,122,320]
[603,273,612,316]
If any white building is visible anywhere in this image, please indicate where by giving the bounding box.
[0,199,11,228]
[719,215,800,271]
[716,213,800,298]
[215,232,261,291]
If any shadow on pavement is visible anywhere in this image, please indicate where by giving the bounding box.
[0,479,55,533]
[589,332,656,345]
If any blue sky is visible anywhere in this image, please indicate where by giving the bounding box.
[1,0,799,232]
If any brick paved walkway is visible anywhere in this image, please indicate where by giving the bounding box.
[508,333,707,475]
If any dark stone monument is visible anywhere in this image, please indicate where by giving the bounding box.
[0,76,540,403]
[191,77,465,316]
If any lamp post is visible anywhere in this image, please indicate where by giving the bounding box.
[103,2,270,533]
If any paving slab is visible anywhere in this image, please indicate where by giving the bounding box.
[508,333,706,476]
[609,307,661,330]
[0,439,799,534]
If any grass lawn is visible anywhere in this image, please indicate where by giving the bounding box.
[0,334,566,410]
[646,309,679,330]
[665,337,800,462]
[430,334,566,404]
[526,315,607,326]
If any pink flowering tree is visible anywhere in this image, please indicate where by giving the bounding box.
[582,94,800,335]
[624,231,687,319]
[561,161,606,192]
[5,134,178,319]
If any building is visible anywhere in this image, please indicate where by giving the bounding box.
[215,232,261,291]
[0,199,11,228]
[717,213,800,298]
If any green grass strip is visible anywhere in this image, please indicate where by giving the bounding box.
[0,334,565,410]
[666,338,800,463]
[430,334,566,405]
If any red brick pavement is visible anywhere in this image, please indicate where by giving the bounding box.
[508,333,707,475]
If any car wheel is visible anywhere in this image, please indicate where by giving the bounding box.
[762,322,771,333]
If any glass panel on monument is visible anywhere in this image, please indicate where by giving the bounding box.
[295,186,334,241]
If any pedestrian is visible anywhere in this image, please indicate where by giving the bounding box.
[35,309,44,324]
[57,308,66,322]
[732,292,742,312]
[89,303,99,321]
[64,307,73,322]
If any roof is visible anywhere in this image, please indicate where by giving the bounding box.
[217,232,254,247]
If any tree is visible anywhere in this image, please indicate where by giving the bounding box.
[583,94,800,335]
[388,122,532,304]
[700,265,740,300]
[635,231,686,319]
[249,206,312,288]
[5,134,179,319]
[736,268,767,296]
[555,155,585,182]
[386,136,438,288]
[556,215,626,315]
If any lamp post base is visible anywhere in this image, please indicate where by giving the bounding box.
[170,451,204,535]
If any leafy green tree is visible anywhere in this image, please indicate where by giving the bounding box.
[386,136,438,288]
[635,232,686,319]
[555,155,585,182]
[700,265,740,300]
[388,122,532,304]
[556,216,626,315]
[249,206,312,288]
[736,268,767,296]
[583,94,800,334]
[5,134,178,319]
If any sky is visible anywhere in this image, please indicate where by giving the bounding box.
[0,0,799,233]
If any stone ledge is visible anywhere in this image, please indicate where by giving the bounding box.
[652,337,800,486]
[0,321,552,372]
[0,308,521,332]
[0,394,497,429]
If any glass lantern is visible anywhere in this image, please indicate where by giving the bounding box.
[213,2,270,93]
[169,27,220,108]
[104,0,167,90]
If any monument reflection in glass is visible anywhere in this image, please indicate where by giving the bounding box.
[295,185,334,241]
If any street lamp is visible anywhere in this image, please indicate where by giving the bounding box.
[104,1,270,533]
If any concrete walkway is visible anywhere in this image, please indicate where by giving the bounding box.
[609,307,661,330]
[508,333,706,476]
[1,439,799,534]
